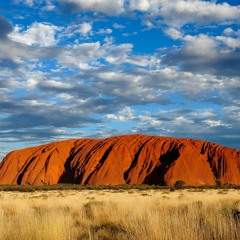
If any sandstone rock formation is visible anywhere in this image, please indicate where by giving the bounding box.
[0,135,239,186]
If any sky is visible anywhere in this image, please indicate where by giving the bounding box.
[0,0,240,160]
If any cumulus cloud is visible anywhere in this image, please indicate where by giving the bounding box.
[13,1,240,30]
[58,0,125,15]
[216,36,240,49]
[59,22,92,39]
[129,0,152,12]
[58,41,101,68]
[129,0,240,28]
[9,22,61,47]
[106,106,134,121]
[160,0,240,27]
[162,33,240,77]
[164,27,183,40]
[79,22,92,36]
[223,28,235,36]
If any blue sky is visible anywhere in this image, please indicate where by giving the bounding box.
[0,0,240,160]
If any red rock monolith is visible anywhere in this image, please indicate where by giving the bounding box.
[0,135,239,186]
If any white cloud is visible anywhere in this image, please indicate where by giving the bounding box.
[57,40,151,70]
[129,0,153,12]
[138,115,162,127]
[0,0,239,155]
[161,1,240,27]
[58,41,101,67]
[38,80,72,90]
[58,0,125,15]
[164,27,183,40]
[223,28,235,36]
[107,106,134,122]
[79,22,92,36]
[142,20,154,29]
[97,28,112,35]
[42,4,56,11]
[175,116,194,125]
[15,0,56,10]
[9,22,61,47]
[203,120,231,127]
[216,36,240,49]
[18,1,240,30]
[129,0,240,28]
[183,34,218,57]
[59,22,92,39]
[15,0,36,7]
[162,32,240,77]
[224,106,240,120]
[112,23,125,29]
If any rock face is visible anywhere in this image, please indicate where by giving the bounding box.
[0,135,239,186]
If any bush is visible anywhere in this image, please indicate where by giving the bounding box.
[174,180,185,189]
[216,179,222,187]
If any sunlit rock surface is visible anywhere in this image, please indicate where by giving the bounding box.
[0,135,239,186]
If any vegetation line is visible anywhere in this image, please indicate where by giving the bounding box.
[0,183,240,192]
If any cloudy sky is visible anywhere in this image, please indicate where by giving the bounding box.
[0,0,240,159]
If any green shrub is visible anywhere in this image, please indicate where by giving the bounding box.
[174,180,185,189]
[216,179,222,187]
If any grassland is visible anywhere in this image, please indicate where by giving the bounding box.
[0,187,240,240]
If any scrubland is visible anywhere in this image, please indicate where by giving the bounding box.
[0,188,240,240]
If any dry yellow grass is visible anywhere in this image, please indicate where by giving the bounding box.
[0,189,240,240]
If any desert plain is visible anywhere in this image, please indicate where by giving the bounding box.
[0,187,240,240]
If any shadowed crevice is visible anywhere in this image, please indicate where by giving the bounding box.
[82,145,113,184]
[58,144,89,184]
[17,157,36,184]
[123,137,153,183]
[143,149,180,185]
[200,142,222,180]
